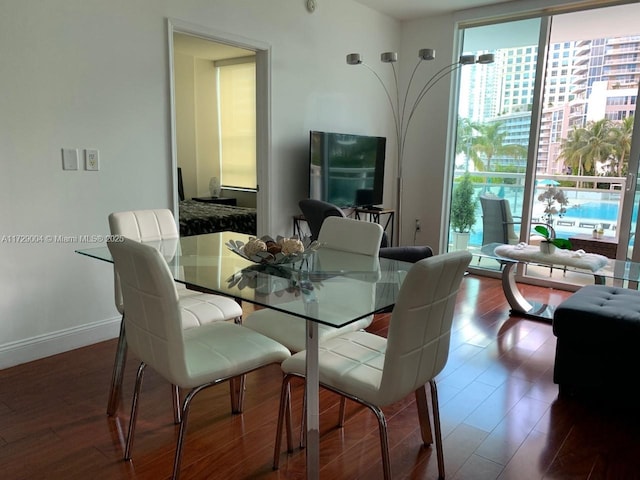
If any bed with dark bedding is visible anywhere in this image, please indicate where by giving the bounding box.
[179,200,257,237]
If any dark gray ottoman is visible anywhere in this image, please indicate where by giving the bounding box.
[553,284,640,398]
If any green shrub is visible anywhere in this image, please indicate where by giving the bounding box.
[451,173,477,233]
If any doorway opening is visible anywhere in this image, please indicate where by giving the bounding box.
[173,32,256,205]
[168,19,271,235]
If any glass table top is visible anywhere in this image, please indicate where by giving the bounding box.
[77,231,413,328]
[479,242,640,283]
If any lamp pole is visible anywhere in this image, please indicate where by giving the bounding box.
[347,50,494,245]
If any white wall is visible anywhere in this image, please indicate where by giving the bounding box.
[193,58,219,198]
[174,51,199,199]
[174,51,221,200]
[396,13,458,252]
[0,0,399,368]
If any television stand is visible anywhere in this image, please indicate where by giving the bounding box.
[293,207,395,246]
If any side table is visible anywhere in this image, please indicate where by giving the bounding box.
[568,234,618,259]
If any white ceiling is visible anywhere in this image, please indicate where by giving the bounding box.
[352,0,514,20]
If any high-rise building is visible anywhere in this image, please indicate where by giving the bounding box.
[460,34,639,174]
[497,45,538,116]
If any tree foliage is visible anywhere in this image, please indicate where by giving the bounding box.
[456,118,528,172]
[559,116,634,178]
[450,173,477,233]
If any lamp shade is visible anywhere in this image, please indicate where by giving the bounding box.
[419,48,435,61]
[477,53,495,64]
[459,54,476,65]
[343,47,492,245]
[380,52,398,63]
[346,53,362,65]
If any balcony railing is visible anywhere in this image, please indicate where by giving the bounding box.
[450,173,631,251]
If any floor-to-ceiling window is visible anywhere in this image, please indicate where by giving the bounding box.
[448,18,542,258]
[448,2,640,288]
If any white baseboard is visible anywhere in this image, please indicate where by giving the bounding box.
[0,316,121,370]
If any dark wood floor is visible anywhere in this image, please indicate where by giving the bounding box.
[2,275,639,480]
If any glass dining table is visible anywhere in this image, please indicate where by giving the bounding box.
[77,231,412,479]
[479,242,640,321]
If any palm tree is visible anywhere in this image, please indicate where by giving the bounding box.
[455,117,484,172]
[559,120,617,187]
[455,117,474,156]
[471,121,527,172]
[579,119,616,175]
[559,126,588,184]
[610,115,634,177]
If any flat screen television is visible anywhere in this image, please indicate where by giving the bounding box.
[308,130,386,208]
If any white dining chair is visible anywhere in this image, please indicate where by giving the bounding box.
[273,250,472,480]
[107,209,244,419]
[108,238,289,480]
[241,216,384,352]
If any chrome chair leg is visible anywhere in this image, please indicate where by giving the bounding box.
[338,397,347,427]
[369,404,391,480]
[124,362,146,460]
[284,382,293,453]
[172,385,181,424]
[323,381,394,480]
[231,303,246,414]
[172,385,206,480]
[273,374,294,470]
[107,317,128,416]
[229,375,246,414]
[415,385,433,445]
[429,379,445,480]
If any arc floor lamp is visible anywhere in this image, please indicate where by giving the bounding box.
[346,49,494,245]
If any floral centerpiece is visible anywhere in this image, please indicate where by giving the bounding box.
[226,235,320,265]
[227,263,318,297]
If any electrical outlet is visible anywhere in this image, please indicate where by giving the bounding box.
[415,219,421,232]
[85,149,99,171]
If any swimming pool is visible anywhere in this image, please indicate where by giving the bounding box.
[466,200,637,247]
[566,202,620,221]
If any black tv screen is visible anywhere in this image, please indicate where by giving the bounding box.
[308,131,386,208]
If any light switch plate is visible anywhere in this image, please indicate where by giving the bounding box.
[85,149,99,171]
[62,148,79,170]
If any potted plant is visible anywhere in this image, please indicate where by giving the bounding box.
[450,173,477,250]
[533,225,572,254]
